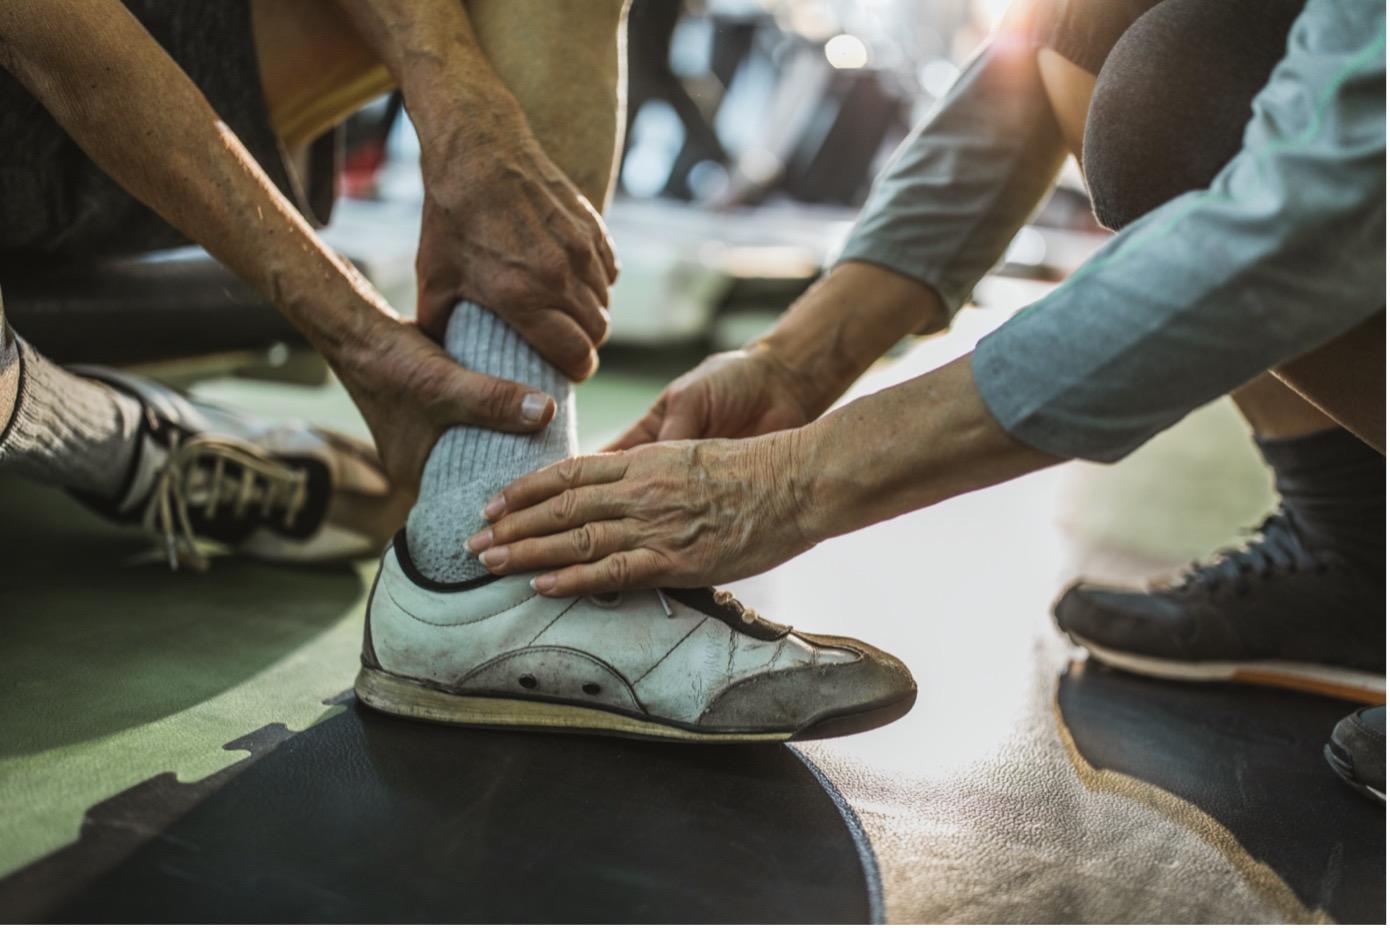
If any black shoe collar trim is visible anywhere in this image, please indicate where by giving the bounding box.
[392,529,505,593]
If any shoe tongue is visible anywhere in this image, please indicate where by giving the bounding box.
[660,587,790,642]
[117,425,172,515]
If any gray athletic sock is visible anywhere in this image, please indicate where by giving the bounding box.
[0,337,142,499]
[406,301,576,583]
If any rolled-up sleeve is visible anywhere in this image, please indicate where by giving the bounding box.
[973,0,1386,462]
[835,11,1068,328]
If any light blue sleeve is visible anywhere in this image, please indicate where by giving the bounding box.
[972,0,1386,462]
[835,23,1067,330]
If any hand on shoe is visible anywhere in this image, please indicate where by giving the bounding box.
[414,112,618,381]
[468,433,817,596]
[605,345,822,451]
[332,311,558,494]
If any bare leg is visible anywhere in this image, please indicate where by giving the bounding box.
[251,0,394,150]
[462,0,628,208]
[252,0,628,206]
[1274,311,1386,453]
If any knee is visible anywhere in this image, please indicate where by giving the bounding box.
[1081,0,1303,230]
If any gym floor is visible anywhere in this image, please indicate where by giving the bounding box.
[0,278,1382,923]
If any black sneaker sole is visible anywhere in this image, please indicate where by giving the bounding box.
[354,666,916,744]
[1070,633,1386,703]
[1324,743,1387,804]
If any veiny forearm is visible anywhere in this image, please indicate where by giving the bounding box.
[792,353,1060,544]
[0,1,392,356]
[755,260,948,415]
[333,0,522,150]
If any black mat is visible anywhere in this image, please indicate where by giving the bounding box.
[34,703,874,923]
[1058,659,1385,924]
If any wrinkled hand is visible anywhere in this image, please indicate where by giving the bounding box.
[416,115,618,381]
[606,345,821,451]
[331,311,556,496]
[464,435,816,596]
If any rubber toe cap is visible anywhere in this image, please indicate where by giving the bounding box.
[1053,583,1198,660]
[1328,706,1386,795]
[696,632,917,737]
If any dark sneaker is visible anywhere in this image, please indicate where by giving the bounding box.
[1326,706,1386,803]
[70,367,407,569]
[355,534,917,742]
[1054,508,1385,702]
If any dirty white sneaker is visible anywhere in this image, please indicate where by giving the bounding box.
[70,367,406,569]
[355,534,917,742]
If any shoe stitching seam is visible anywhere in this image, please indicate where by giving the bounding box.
[633,617,708,686]
[382,579,540,627]
[527,597,582,645]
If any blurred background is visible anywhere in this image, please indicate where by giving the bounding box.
[337,0,1104,350]
[319,0,1271,582]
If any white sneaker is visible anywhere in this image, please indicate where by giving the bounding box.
[71,367,407,569]
[355,535,917,742]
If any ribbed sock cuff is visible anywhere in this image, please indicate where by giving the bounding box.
[405,301,576,584]
[1257,427,1385,558]
[0,339,141,498]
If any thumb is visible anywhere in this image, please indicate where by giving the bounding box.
[655,392,705,442]
[437,366,555,433]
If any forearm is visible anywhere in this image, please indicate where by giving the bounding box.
[792,354,1059,543]
[0,1,390,356]
[333,0,523,153]
[754,261,946,416]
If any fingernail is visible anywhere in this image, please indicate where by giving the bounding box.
[521,393,551,424]
[531,574,557,594]
[483,496,506,520]
[479,546,508,568]
[465,528,492,554]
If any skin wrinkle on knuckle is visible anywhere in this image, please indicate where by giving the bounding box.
[570,524,597,560]
[605,554,631,588]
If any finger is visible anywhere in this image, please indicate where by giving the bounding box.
[602,402,664,452]
[523,311,599,381]
[565,278,611,347]
[486,453,629,519]
[584,202,621,285]
[531,550,666,597]
[597,227,620,284]
[655,398,705,442]
[476,519,636,576]
[480,485,629,548]
[434,367,555,434]
[569,237,612,312]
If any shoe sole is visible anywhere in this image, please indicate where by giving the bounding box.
[1070,634,1386,703]
[1324,744,1387,804]
[354,666,915,744]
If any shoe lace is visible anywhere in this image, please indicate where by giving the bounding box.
[141,434,309,571]
[1174,509,1326,597]
[712,588,764,625]
[586,588,763,624]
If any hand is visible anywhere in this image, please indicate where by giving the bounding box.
[606,345,822,451]
[415,114,618,381]
[463,434,817,597]
[330,310,557,495]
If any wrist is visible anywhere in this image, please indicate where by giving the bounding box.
[780,419,844,548]
[753,262,945,413]
[406,59,525,163]
[273,256,398,363]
